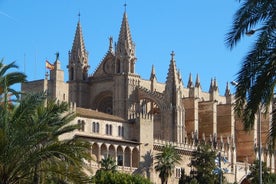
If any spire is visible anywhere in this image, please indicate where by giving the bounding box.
[68,19,89,81]
[177,69,183,86]
[165,51,182,95]
[209,78,214,92]
[115,11,136,74]
[116,12,135,57]
[109,36,113,52]
[195,73,201,88]
[187,73,193,88]
[225,82,231,96]
[71,21,88,62]
[150,65,156,80]
[213,78,218,90]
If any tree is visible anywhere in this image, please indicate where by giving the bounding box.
[154,144,182,184]
[0,90,92,183]
[225,1,276,137]
[0,60,92,183]
[92,170,152,184]
[189,144,218,184]
[248,160,276,184]
[0,59,26,107]
[99,156,117,172]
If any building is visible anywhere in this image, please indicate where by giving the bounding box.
[22,10,274,184]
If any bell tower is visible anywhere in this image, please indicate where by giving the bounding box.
[67,17,90,106]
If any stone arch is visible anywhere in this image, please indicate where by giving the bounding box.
[117,146,124,166]
[137,93,163,139]
[91,143,99,162]
[93,91,113,114]
[124,147,131,167]
[109,144,116,159]
[132,147,139,168]
[100,144,108,159]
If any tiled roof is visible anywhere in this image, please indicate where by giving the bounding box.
[76,107,125,122]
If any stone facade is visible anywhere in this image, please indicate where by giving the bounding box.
[22,11,275,184]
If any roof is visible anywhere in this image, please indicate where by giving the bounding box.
[76,107,125,122]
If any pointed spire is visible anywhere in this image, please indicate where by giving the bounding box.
[195,73,201,88]
[213,77,218,90]
[225,82,231,96]
[187,73,193,88]
[165,51,181,92]
[166,51,178,85]
[150,65,156,80]
[209,78,214,92]
[109,36,113,52]
[177,69,183,86]
[71,20,88,64]
[68,18,89,81]
[116,11,135,57]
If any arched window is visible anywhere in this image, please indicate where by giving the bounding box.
[78,120,81,131]
[105,124,109,135]
[92,122,96,133]
[109,125,112,135]
[118,126,121,136]
[96,123,100,133]
[118,126,124,137]
[81,120,85,132]
[105,124,112,135]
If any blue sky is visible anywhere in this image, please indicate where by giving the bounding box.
[0,1,254,95]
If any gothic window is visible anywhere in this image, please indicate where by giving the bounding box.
[78,120,85,132]
[109,125,112,135]
[96,122,100,133]
[118,126,124,137]
[105,124,112,135]
[92,122,96,133]
[81,120,85,131]
[105,124,109,135]
[93,122,100,133]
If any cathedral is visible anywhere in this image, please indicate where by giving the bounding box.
[22,10,274,184]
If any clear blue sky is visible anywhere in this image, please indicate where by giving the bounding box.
[0,1,254,95]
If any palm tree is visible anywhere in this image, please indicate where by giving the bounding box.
[154,144,182,184]
[0,59,26,100]
[99,156,117,172]
[225,1,275,138]
[0,60,92,183]
[0,91,92,183]
[189,144,218,184]
[0,90,90,184]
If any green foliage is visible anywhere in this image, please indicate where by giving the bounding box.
[189,144,218,184]
[248,160,276,184]
[92,170,152,184]
[154,144,182,184]
[0,59,26,100]
[100,156,117,172]
[0,60,92,183]
[225,0,276,138]
[0,92,92,183]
